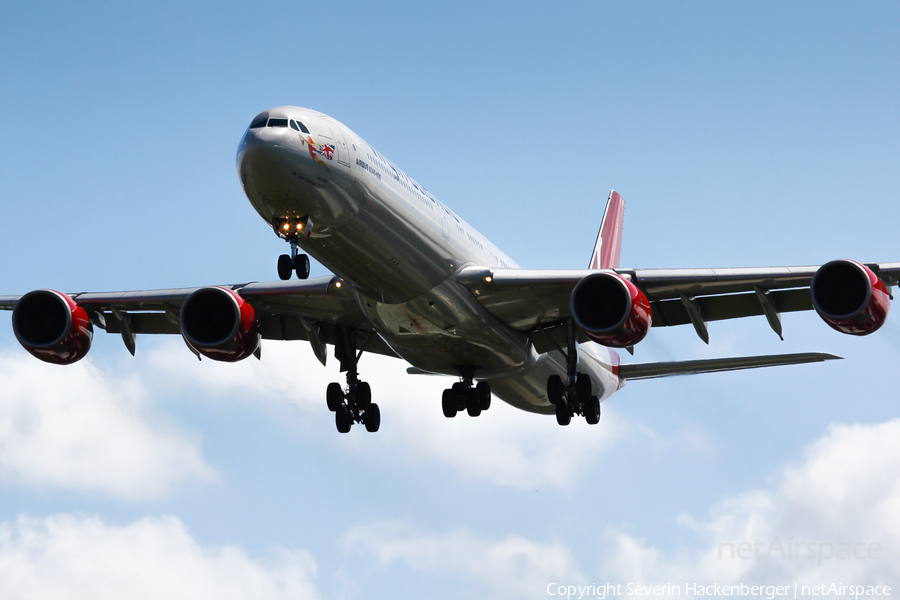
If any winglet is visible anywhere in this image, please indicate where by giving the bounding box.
[589,190,625,269]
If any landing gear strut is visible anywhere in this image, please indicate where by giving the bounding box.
[327,327,379,433]
[546,320,601,426]
[442,368,491,418]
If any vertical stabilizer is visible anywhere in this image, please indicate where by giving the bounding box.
[589,190,625,269]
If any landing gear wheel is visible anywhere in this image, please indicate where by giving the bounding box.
[364,403,381,432]
[547,375,564,405]
[466,390,482,417]
[442,389,458,418]
[277,254,293,280]
[336,404,352,433]
[294,254,310,279]
[555,396,571,426]
[326,382,343,412]
[452,382,467,410]
[584,396,601,425]
[355,381,372,409]
[476,381,491,410]
[575,373,592,405]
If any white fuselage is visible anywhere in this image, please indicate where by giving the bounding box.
[236,106,620,414]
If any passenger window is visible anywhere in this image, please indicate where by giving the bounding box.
[249,116,267,129]
[295,120,310,134]
[268,118,288,128]
[290,120,300,131]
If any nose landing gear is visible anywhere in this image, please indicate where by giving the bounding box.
[274,217,311,280]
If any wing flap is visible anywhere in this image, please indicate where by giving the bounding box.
[617,352,841,380]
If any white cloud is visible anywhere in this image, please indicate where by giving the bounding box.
[340,420,900,599]
[603,419,900,588]
[0,513,320,600]
[342,520,585,599]
[0,351,217,500]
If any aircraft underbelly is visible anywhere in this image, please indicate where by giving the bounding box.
[362,277,533,375]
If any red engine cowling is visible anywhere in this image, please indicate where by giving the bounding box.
[12,289,93,364]
[810,259,890,336]
[570,272,652,347]
[180,287,260,361]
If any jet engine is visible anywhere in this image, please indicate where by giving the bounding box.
[810,259,890,336]
[571,272,652,347]
[12,289,93,365]
[180,287,260,361]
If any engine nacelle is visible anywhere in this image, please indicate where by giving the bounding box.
[180,287,260,362]
[811,259,890,336]
[12,289,93,365]
[571,272,652,348]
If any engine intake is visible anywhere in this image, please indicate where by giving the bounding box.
[12,289,93,364]
[810,259,889,336]
[180,287,260,361]
[571,272,652,348]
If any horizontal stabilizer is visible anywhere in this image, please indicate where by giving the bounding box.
[617,352,840,381]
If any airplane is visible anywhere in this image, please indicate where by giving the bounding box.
[2,106,898,434]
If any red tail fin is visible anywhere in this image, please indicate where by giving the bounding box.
[589,190,625,269]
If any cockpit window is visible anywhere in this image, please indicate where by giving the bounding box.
[249,116,267,129]
[268,118,289,128]
[292,119,310,134]
[289,120,299,131]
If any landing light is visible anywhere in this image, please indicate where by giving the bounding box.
[296,223,303,230]
[484,276,493,283]
[335,281,342,288]
[282,223,290,231]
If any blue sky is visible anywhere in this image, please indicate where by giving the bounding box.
[1,2,899,598]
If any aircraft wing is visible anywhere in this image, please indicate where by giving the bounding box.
[0,277,394,363]
[616,352,841,380]
[457,262,900,348]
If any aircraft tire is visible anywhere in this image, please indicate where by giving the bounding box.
[547,375,564,405]
[355,381,371,408]
[336,404,352,433]
[442,389,457,418]
[585,396,601,425]
[326,382,343,412]
[576,373,592,405]
[295,254,310,279]
[555,396,571,426]
[452,382,467,410]
[476,381,491,410]
[466,390,482,417]
[364,403,380,432]
[277,254,293,280]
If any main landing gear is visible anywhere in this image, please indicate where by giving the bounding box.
[441,369,492,418]
[547,372,600,426]
[327,327,379,433]
[327,379,380,433]
[546,321,601,426]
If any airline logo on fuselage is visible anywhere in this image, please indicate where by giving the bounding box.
[305,135,334,172]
